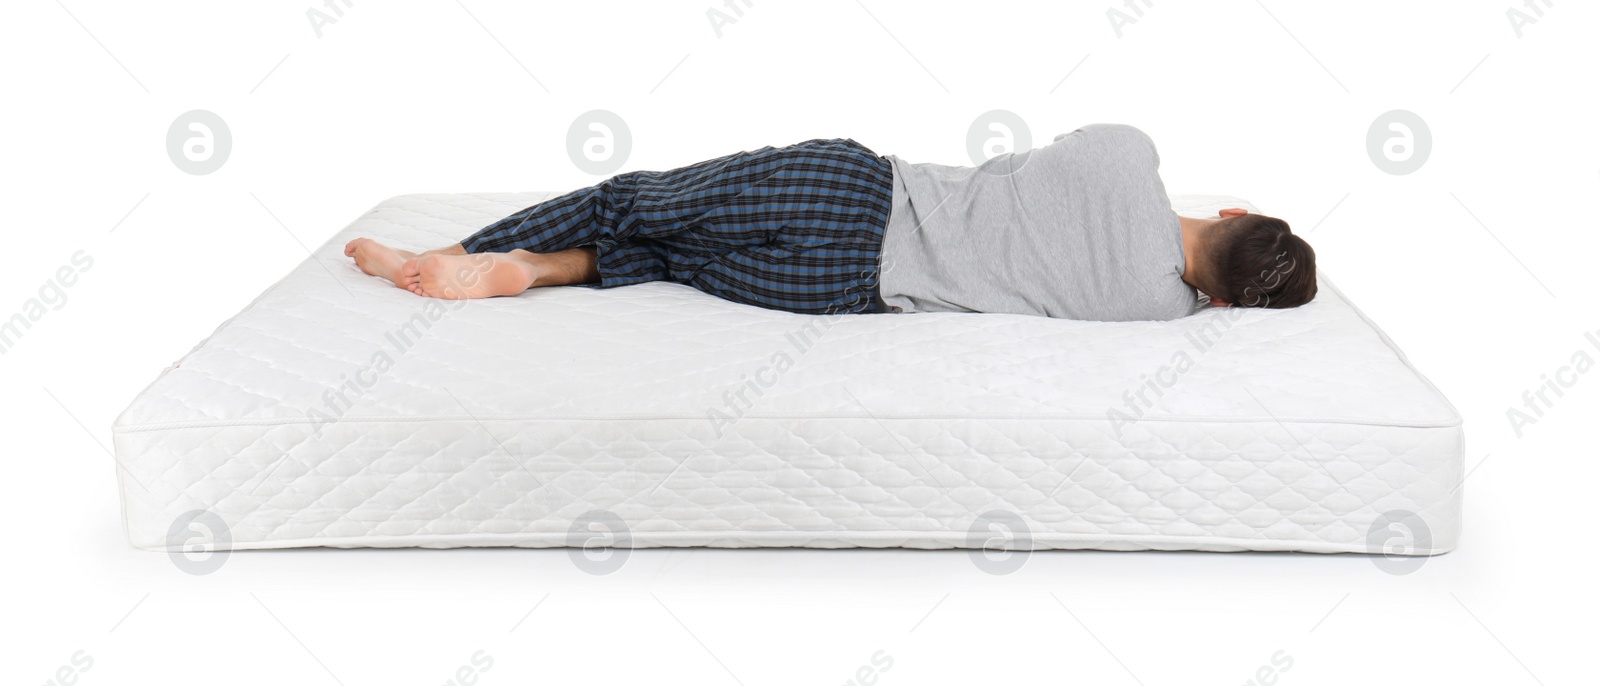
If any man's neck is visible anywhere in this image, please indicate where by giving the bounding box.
[1177,213,1216,290]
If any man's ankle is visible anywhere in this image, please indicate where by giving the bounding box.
[505,250,546,287]
[425,244,467,256]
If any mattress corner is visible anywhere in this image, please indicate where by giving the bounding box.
[1317,271,1465,427]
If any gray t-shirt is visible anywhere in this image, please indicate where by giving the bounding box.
[877,123,1199,321]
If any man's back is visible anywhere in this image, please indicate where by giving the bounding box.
[878,123,1199,321]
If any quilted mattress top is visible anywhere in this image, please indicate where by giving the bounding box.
[114,193,1461,434]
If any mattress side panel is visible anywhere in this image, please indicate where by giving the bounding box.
[119,417,1463,554]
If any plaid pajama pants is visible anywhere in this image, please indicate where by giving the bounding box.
[460,138,895,315]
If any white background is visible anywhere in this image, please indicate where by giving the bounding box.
[3,1,1597,684]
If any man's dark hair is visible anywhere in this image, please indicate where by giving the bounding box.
[1209,213,1317,309]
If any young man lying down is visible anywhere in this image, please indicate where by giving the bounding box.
[346,124,1316,320]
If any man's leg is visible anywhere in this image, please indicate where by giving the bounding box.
[665,139,895,314]
[346,174,634,293]
[346,138,850,296]
[347,138,893,310]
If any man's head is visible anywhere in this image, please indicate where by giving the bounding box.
[1184,208,1317,309]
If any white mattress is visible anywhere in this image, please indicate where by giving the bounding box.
[113,192,1464,554]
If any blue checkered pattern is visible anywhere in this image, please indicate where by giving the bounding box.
[461,138,894,314]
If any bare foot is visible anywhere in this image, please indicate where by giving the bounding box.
[345,238,418,288]
[409,251,539,300]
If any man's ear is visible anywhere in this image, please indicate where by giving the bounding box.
[1209,295,1231,307]
[1218,207,1248,219]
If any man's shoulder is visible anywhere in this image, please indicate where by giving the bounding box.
[1053,122,1152,141]
[1051,123,1159,157]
